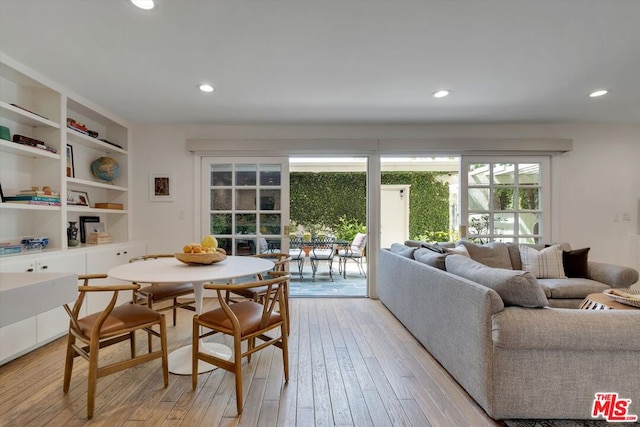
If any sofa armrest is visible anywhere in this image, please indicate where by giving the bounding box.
[493,307,640,351]
[588,261,639,288]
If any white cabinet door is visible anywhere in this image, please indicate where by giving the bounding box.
[84,242,146,315]
[0,255,37,273]
[0,317,37,363]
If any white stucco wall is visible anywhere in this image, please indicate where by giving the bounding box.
[131,123,640,269]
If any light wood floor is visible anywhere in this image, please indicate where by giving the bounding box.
[0,298,504,426]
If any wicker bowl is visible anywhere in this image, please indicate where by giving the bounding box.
[175,251,227,265]
[603,289,640,308]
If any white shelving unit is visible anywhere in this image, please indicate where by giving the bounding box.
[0,53,132,254]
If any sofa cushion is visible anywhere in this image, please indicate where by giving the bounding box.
[457,240,513,269]
[445,254,549,307]
[390,243,417,258]
[507,242,572,270]
[537,278,610,299]
[414,248,448,270]
[562,247,590,278]
[519,244,567,279]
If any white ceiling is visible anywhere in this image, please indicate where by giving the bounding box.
[1,0,639,125]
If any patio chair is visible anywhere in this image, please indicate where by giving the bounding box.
[288,236,305,278]
[309,236,336,281]
[337,233,367,278]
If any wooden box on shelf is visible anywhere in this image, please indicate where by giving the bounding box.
[94,203,123,210]
[86,232,113,245]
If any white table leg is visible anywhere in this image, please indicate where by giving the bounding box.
[167,281,233,375]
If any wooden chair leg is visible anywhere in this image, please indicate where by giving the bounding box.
[172,297,178,326]
[234,334,244,414]
[192,318,199,390]
[87,340,100,419]
[159,317,169,387]
[130,331,136,358]
[63,334,76,393]
[281,325,289,383]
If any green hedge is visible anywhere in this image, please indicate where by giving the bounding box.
[290,171,450,240]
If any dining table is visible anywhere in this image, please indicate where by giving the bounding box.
[107,255,274,375]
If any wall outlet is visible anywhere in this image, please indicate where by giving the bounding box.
[613,213,620,222]
[621,212,631,221]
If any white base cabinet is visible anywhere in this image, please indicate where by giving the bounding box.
[0,241,145,365]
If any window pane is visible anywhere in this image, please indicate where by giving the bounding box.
[236,164,257,186]
[468,188,490,210]
[519,187,539,210]
[236,189,256,210]
[260,213,281,234]
[216,238,232,254]
[210,214,232,234]
[260,189,280,210]
[210,164,232,186]
[518,213,541,235]
[260,164,281,186]
[468,213,490,237]
[264,238,281,252]
[468,163,490,185]
[493,163,515,185]
[236,238,256,256]
[519,163,540,185]
[493,188,514,211]
[210,189,232,210]
[494,212,514,235]
[236,214,256,234]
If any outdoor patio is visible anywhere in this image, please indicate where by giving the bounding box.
[289,257,367,297]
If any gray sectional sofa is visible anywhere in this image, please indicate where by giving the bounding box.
[377,242,640,420]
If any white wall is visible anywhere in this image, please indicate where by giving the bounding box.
[131,123,640,268]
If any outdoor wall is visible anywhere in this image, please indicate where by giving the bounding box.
[131,123,640,270]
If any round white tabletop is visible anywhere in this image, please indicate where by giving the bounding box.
[107,255,274,375]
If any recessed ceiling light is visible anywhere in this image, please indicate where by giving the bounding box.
[198,83,215,93]
[432,89,451,98]
[131,0,155,10]
[589,89,610,98]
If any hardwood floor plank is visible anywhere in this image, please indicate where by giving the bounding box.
[0,298,505,427]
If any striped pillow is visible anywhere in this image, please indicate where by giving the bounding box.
[519,244,567,279]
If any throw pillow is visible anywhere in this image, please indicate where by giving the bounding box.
[445,254,549,307]
[562,247,590,278]
[421,242,445,253]
[414,248,448,270]
[444,245,470,257]
[457,240,513,269]
[519,244,567,279]
[389,243,417,258]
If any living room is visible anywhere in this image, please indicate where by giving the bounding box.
[1,1,639,425]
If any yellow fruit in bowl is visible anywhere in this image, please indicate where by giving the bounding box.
[183,245,192,253]
[201,235,218,249]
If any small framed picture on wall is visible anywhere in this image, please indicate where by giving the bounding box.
[149,172,173,202]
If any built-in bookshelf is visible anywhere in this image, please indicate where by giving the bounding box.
[0,54,131,255]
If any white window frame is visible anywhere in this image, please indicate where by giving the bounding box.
[460,156,551,243]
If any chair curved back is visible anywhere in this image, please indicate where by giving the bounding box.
[63,274,168,419]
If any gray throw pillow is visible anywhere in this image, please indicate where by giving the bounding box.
[445,254,549,308]
[390,243,417,258]
[414,248,448,270]
[457,240,513,269]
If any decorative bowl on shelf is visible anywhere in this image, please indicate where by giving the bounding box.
[175,251,226,265]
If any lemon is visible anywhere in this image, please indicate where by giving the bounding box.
[201,235,218,249]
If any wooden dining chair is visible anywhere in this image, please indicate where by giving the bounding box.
[129,254,196,326]
[192,274,290,414]
[63,274,169,419]
[225,252,292,332]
